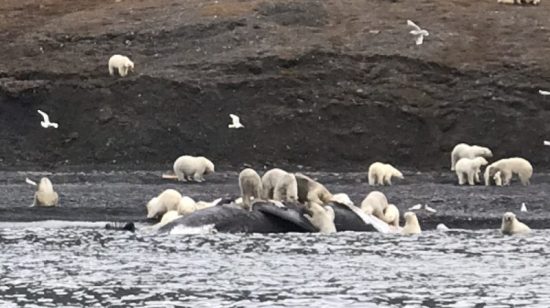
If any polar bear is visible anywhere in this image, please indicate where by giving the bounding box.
[239,168,263,211]
[273,173,298,202]
[497,0,540,5]
[368,162,404,186]
[501,212,531,235]
[295,173,333,206]
[304,202,337,234]
[173,155,215,182]
[484,157,533,186]
[177,196,197,215]
[450,143,493,171]
[261,168,288,199]
[383,203,400,227]
[108,54,134,77]
[401,211,421,235]
[455,157,488,185]
[146,189,182,219]
[360,191,389,220]
[32,177,59,207]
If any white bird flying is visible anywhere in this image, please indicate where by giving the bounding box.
[37,110,59,128]
[228,114,244,129]
[25,178,37,186]
[520,202,528,212]
[539,90,550,95]
[544,140,550,146]
[407,20,429,45]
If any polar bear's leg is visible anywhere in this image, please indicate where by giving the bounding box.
[368,172,376,186]
[383,174,392,186]
[467,171,475,186]
[109,65,115,76]
[502,170,513,186]
[175,170,186,181]
[451,152,458,171]
[456,171,465,185]
[518,172,531,186]
[193,172,204,182]
[474,167,481,183]
[119,66,128,77]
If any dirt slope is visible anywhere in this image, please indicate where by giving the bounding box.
[1,0,550,171]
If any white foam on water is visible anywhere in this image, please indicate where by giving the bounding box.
[169,224,217,235]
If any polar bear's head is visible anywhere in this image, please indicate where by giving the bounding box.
[392,168,404,179]
[201,157,215,174]
[146,197,164,219]
[502,212,516,226]
[330,193,354,206]
[125,60,134,72]
[474,157,489,166]
[472,146,493,158]
[38,177,54,193]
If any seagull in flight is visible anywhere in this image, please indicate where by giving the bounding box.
[37,110,59,128]
[407,20,429,45]
[539,90,550,96]
[25,178,37,186]
[228,114,244,129]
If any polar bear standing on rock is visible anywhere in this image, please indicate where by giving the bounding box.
[501,212,531,235]
[146,189,182,219]
[455,157,488,185]
[261,168,288,199]
[360,191,389,220]
[108,54,134,77]
[173,155,215,182]
[304,202,337,234]
[450,143,493,171]
[295,173,333,206]
[273,173,298,202]
[368,162,404,186]
[484,157,533,186]
[239,168,263,211]
[32,177,59,207]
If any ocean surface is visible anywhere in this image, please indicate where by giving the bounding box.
[0,222,549,307]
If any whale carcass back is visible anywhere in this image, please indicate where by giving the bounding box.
[160,202,315,234]
[329,202,389,233]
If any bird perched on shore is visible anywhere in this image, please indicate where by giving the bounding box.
[228,114,244,129]
[408,203,436,213]
[37,110,59,128]
[407,20,429,45]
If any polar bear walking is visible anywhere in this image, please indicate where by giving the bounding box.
[455,157,488,185]
[368,162,404,186]
[273,173,298,202]
[450,143,493,171]
[484,157,533,186]
[261,168,288,199]
[239,168,263,211]
[173,155,215,182]
[108,54,134,77]
[32,177,59,207]
[501,212,531,235]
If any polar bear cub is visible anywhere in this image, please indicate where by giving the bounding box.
[33,177,59,207]
[455,157,488,185]
[401,211,421,235]
[239,168,263,211]
[501,212,531,235]
[173,155,215,182]
[484,157,533,186]
[146,189,182,219]
[368,162,404,186]
[304,202,337,234]
[108,55,134,77]
[450,143,493,171]
[273,173,298,202]
[360,191,389,220]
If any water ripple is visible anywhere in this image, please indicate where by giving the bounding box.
[0,227,549,307]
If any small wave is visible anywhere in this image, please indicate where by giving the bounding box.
[169,224,217,235]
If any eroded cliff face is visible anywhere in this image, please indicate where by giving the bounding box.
[1,0,549,171]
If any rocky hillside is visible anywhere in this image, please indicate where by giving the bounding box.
[1,0,549,171]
